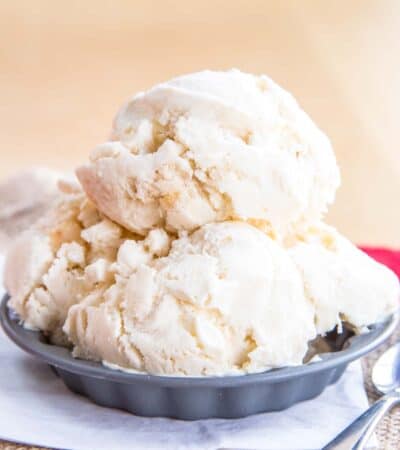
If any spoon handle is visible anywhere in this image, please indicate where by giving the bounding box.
[321,392,400,450]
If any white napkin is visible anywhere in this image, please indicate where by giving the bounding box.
[0,255,374,450]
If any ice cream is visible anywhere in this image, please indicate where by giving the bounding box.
[65,221,316,375]
[6,193,317,375]
[288,224,400,334]
[77,70,340,237]
[4,195,99,342]
[4,69,399,376]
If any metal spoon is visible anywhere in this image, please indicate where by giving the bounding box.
[322,342,400,449]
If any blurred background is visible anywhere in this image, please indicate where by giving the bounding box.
[0,0,399,245]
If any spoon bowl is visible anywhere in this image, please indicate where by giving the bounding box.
[372,342,400,395]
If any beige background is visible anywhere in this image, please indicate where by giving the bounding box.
[0,0,399,245]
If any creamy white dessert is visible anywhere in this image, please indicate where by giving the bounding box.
[4,195,102,342]
[65,220,316,375]
[4,70,399,376]
[288,224,399,334]
[77,70,340,237]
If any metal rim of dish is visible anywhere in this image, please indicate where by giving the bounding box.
[1,294,398,386]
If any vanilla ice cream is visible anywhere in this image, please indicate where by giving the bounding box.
[4,194,118,342]
[288,224,400,334]
[4,69,399,377]
[65,221,316,375]
[77,70,340,237]
[4,194,83,330]
[6,195,317,375]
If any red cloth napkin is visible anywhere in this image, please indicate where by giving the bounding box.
[360,247,400,278]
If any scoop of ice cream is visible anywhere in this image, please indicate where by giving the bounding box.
[65,222,316,375]
[288,224,400,334]
[77,69,340,237]
[4,188,177,347]
[4,194,83,330]
[5,191,316,374]
[4,194,120,341]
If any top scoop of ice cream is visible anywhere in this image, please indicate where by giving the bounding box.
[77,70,340,236]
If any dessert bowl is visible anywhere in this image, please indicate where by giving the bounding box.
[1,294,398,420]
